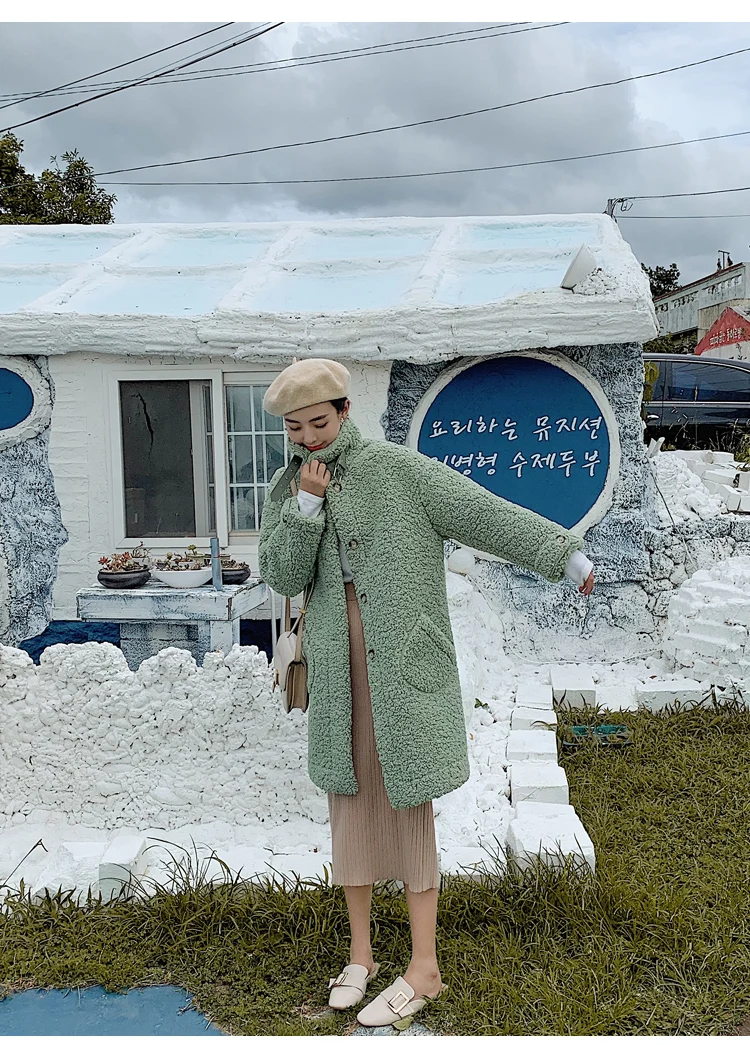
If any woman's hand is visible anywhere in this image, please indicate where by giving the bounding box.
[579,570,595,596]
[299,459,331,498]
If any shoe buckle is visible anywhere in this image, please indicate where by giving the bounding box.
[388,990,411,1015]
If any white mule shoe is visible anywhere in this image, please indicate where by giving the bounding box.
[356,974,446,1029]
[328,962,381,1010]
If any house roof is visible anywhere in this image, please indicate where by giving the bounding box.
[0,214,657,362]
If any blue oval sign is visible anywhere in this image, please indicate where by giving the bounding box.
[0,368,34,431]
[416,356,612,530]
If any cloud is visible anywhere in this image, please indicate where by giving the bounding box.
[2,20,750,282]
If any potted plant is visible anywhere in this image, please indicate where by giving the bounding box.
[218,556,252,585]
[97,545,151,589]
[150,546,213,589]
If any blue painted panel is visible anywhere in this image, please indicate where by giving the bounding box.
[416,356,611,530]
[0,985,223,1035]
[0,368,33,430]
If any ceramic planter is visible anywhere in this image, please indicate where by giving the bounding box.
[97,568,151,590]
[222,567,251,584]
[151,566,214,589]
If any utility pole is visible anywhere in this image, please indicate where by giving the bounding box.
[604,198,632,220]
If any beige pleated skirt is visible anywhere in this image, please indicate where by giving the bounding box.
[327,582,440,893]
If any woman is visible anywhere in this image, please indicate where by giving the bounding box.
[258,358,594,1028]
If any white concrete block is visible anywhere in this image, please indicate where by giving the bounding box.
[717,486,742,512]
[515,682,554,709]
[505,729,558,764]
[671,631,742,659]
[99,835,149,900]
[549,666,596,708]
[507,805,595,872]
[440,846,500,879]
[737,470,750,492]
[593,686,638,712]
[684,620,747,645]
[703,468,738,486]
[739,494,750,513]
[511,706,557,731]
[711,451,736,466]
[635,678,706,711]
[509,762,569,805]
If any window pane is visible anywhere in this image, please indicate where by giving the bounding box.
[265,434,285,481]
[225,382,289,532]
[651,361,666,400]
[226,386,252,433]
[695,364,750,403]
[230,486,256,530]
[120,381,196,537]
[228,434,255,484]
[666,363,700,401]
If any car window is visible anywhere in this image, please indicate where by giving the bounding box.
[665,361,750,403]
[665,362,699,401]
[650,361,666,400]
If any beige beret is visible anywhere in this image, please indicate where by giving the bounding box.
[263,358,351,417]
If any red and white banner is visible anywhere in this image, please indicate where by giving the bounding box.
[696,306,750,359]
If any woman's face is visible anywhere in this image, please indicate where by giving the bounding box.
[284,400,349,451]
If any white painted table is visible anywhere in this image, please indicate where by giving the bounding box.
[76,578,268,669]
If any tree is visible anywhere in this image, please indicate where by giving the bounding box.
[641,261,681,298]
[0,133,116,225]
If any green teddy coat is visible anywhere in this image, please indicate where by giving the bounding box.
[258,418,584,810]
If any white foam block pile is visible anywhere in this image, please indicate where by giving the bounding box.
[652,449,750,522]
[663,556,750,695]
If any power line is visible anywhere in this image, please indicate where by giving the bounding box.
[98,127,750,188]
[0,23,536,103]
[626,185,750,201]
[621,213,750,219]
[95,43,750,177]
[0,23,284,135]
[0,22,234,114]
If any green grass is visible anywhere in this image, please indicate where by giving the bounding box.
[2,701,750,1035]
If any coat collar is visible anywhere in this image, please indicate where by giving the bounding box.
[293,417,363,470]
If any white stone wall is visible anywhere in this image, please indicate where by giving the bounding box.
[47,354,391,618]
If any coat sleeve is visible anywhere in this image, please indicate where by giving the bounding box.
[414,453,584,583]
[257,468,326,597]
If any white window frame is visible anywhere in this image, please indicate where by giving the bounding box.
[108,367,229,550]
[223,370,290,537]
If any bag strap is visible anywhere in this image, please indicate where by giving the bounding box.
[269,454,303,502]
[283,472,316,639]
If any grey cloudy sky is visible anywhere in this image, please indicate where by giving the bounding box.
[2,20,750,282]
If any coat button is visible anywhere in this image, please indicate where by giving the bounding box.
[556,535,566,545]
[349,539,358,550]
[367,648,375,659]
[360,592,367,604]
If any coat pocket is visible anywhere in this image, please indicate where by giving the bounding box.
[399,614,456,693]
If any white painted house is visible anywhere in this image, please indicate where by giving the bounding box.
[0,215,656,635]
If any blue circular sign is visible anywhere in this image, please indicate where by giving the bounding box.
[0,368,34,431]
[416,356,612,530]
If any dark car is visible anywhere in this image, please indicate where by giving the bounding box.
[643,352,750,450]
